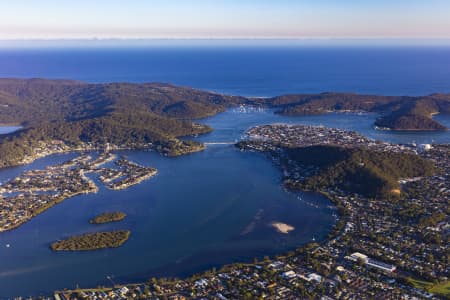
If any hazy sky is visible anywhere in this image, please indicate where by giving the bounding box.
[1,0,450,39]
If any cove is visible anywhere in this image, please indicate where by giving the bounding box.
[0,110,335,297]
[0,126,21,135]
[0,109,449,297]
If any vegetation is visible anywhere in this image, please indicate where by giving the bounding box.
[284,145,435,198]
[90,212,127,224]
[50,230,130,251]
[0,79,246,125]
[430,281,450,299]
[268,92,450,131]
[374,96,449,130]
[375,113,446,131]
[0,79,249,167]
[1,79,449,167]
[407,278,450,299]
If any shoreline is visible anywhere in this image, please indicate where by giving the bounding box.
[0,186,98,234]
[0,123,22,127]
[48,142,343,298]
[374,125,448,132]
[0,153,156,234]
[1,109,448,297]
[0,141,206,171]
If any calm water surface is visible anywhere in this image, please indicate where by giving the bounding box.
[0,108,448,297]
[0,46,449,297]
[1,46,450,96]
[0,110,335,297]
[0,126,21,135]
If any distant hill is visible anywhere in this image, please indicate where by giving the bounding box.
[285,145,435,198]
[0,78,449,168]
[267,92,450,131]
[0,78,248,167]
[0,79,246,125]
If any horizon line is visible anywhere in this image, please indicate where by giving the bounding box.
[1,37,450,48]
[2,37,450,41]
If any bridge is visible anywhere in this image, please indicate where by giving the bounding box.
[204,142,236,145]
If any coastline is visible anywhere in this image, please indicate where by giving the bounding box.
[0,140,206,170]
[374,126,448,132]
[1,105,448,297]
[278,110,449,132]
[0,185,98,234]
[0,123,22,127]
[0,152,158,234]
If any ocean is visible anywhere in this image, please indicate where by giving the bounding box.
[1,45,450,97]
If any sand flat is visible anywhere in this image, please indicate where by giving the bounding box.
[271,222,295,234]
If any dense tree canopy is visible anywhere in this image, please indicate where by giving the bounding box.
[285,145,435,198]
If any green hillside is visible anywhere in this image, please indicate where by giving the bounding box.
[268,92,450,131]
[285,145,435,198]
[0,79,247,167]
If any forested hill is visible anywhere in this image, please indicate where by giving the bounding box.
[0,78,248,167]
[268,93,450,131]
[0,78,248,124]
[0,78,449,168]
[284,145,436,198]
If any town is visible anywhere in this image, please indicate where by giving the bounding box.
[0,152,157,233]
[44,124,448,299]
[99,158,157,191]
[13,140,154,167]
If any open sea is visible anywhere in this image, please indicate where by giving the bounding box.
[0,44,449,297]
[1,44,450,97]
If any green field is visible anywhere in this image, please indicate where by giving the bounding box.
[408,278,450,299]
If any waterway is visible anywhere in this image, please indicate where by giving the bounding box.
[0,110,330,297]
[0,108,449,297]
[0,126,21,135]
[1,44,450,297]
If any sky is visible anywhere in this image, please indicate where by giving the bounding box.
[0,0,450,40]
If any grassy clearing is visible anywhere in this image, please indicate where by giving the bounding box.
[408,278,450,299]
[430,281,450,299]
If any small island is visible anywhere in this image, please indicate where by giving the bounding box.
[90,212,127,224]
[50,230,130,251]
[0,154,155,233]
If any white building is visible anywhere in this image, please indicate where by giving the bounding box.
[418,144,432,152]
[282,270,297,279]
[348,252,396,273]
[308,273,323,283]
[349,252,368,263]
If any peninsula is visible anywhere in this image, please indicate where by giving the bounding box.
[238,125,436,198]
[0,153,156,233]
[0,79,449,169]
[268,92,450,131]
[0,78,246,168]
[55,125,449,299]
[98,157,158,190]
[0,79,449,298]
